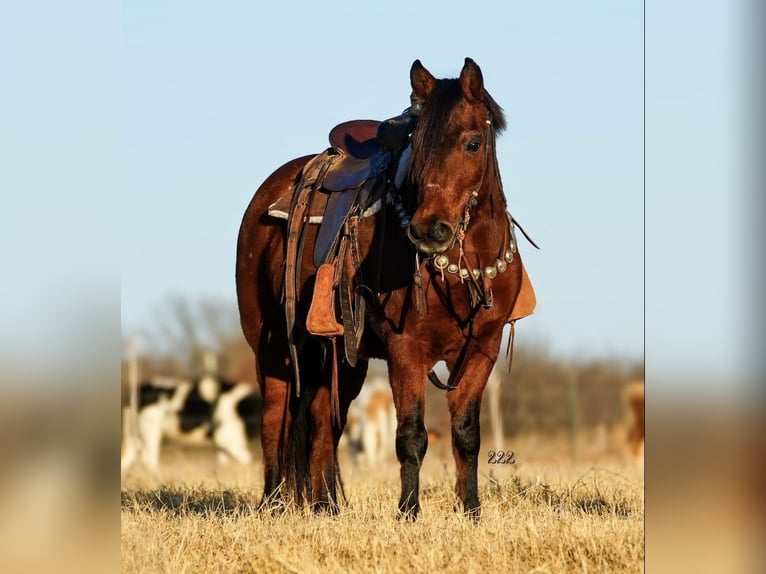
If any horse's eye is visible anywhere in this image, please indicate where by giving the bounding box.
[465,140,481,153]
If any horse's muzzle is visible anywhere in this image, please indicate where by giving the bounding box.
[407,219,456,254]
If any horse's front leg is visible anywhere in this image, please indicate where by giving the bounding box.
[388,353,429,520]
[447,353,496,520]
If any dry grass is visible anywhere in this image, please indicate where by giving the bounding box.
[121,437,643,574]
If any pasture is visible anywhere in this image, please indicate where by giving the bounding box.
[121,431,643,573]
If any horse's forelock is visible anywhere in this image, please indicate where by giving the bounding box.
[410,79,460,185]
[409,78,506,187]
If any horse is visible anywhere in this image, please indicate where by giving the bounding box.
[235,57,536,520]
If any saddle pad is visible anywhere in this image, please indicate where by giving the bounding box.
[267,189,386,224]
[268,188,329,223]
[509,263,536,322]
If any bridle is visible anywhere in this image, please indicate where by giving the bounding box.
[407,112,503,309]
[388,106,537,391]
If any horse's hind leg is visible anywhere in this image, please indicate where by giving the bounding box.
[308,354,368,513]
[259,375,291,510]
[307,384,337,512]
[447,354,496,521]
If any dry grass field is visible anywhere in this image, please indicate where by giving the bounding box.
[121,432,644,574]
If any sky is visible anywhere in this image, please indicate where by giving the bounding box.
[0,1,757,389]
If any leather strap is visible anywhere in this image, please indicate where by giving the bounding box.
[338,230,357,367]
[427,370,457,391]
[330,338,341,426]
[313,184,362,267]
[348,217,365,346]
[285,154,331,396]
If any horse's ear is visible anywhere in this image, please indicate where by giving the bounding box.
[459,57,484,103]
[410,59,436,105]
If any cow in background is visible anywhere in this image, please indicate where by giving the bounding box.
[625,380,645,465]
[343,374,444,467]
[120,374,258,474]
[343,374,397,467]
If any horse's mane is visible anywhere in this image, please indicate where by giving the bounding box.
[410,78,506,187]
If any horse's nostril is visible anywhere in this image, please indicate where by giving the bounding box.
[409,224,424,241]
[428,222,454,243]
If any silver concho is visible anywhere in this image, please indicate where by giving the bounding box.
[447,263,459,274]
[459,268,470,279]
[434,254,449,270]
[504,249,514,262]
[484,265,498,279]
[495,259,507,273]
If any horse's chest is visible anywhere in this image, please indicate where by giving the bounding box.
[407,272,513,351]
[425,268,515,316]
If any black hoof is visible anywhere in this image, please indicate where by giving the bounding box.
[453,500,481,522]
[258,492,286,515]
[463,504,481,523]
[397,499,420,521]
[311,499,340,515]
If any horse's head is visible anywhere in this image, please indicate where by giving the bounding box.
[405,58,506,254]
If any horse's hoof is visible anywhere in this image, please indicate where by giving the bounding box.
[311,500,340,515]
[453,500,481,522]
[463,505,481,523]
[396,501,420,521]
[258,496,287,515]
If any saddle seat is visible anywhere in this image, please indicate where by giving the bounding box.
[265,120,391,220]
[323,120,390,192]
[267,112,414,222]
[329,119,380,158]
[268,117,404,267]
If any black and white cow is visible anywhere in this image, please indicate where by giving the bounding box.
[121,375,258,474]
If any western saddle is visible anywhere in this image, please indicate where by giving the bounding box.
[268,109,415,414]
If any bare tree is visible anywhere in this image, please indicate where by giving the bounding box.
[125,294,256,383]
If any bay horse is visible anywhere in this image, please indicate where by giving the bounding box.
[236,58,535,519]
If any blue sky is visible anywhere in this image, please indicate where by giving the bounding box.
[120,0,643,362]
[2,1,754,387]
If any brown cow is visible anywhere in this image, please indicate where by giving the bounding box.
[343,375,397,467]
[344,374,442,467]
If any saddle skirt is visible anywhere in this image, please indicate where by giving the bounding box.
[509,263,536,322]
[266,170,387,224]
